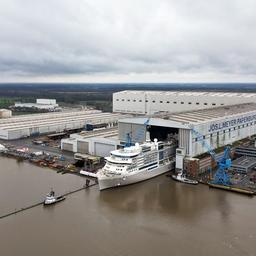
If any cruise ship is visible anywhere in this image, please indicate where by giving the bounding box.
[97,138,176,190]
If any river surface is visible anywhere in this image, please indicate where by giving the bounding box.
[0,157,255,256]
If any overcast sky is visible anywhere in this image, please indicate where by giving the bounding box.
[0,0,255,83]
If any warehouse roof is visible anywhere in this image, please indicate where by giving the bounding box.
[115,90,256,98]
[119,103,256,127]
[0,110,125,131]
[163,103,256,124]
[70,127,118,140]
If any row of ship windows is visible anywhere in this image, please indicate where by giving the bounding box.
[116,99,223,106]
[194,122,256,141]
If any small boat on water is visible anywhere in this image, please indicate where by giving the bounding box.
[44,189,65,205]
[172,171,198,185]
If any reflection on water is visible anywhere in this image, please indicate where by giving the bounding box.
[98,175,232,221]
[0,157,255,256]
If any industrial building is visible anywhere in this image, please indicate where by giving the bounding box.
[231,156,256,174]
[14,98,60,111]
[0,109,12,118]
[113,90,256,114]
[61,127,119,157]
[0,110,125,140]
[118,103,256,171]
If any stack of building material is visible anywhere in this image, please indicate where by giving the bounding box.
[184,157,199,177]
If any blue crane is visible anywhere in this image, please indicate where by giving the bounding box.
[191,127,232,186]
[124,133,133,147]
[212,147,232,186]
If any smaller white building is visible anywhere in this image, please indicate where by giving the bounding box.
[61,128,120,157]
[36,99,56,105]
[0,109,12,118]
[14,98,59,111]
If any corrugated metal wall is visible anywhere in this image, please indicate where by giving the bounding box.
[193,122,256,156]
[179,129,190,154]
[94,142,115,157]
[77,141,89,154]
[62,142,73,152]
[118,123,146,143]
[0,130,8,139]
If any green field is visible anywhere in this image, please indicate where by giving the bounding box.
[0,98,15,108]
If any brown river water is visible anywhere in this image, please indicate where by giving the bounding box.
[0,157,255,256]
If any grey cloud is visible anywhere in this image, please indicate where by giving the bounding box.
[0,0,255,81]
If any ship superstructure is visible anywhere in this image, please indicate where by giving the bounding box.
[97,138,176,190]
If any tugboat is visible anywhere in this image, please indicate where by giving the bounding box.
[44,189,65,205]
[172,170,198,185]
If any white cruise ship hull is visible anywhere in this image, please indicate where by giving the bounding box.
[98,161,174,190]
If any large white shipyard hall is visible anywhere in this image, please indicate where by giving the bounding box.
[113,90,256,114]
[118,103,256,158]
[0,110,125,140]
